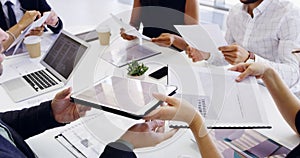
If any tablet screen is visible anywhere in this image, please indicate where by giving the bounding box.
[73,76,167,114]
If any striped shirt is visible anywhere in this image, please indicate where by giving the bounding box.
[207,0,300,92]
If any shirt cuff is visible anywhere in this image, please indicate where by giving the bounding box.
[115,139,134,150]
[52,20,60,28]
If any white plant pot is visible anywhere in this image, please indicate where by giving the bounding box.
[127,74,145,80]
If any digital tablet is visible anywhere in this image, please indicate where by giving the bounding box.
[101,43,161,67]
[71,76,177,119]
[75,30,98,42]
[4,43,28,58]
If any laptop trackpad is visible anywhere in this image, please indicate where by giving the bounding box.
[2,78,36,102]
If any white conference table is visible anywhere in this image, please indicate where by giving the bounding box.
[0,24,299,158]
[1,0,300,156]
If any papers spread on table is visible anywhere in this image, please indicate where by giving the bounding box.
[174,24,227,55]
[169,67,270,128]
[110,13,151,41]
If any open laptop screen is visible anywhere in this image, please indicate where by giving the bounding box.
[43,32,88,79]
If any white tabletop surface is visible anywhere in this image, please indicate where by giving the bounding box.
[0,0,299,157]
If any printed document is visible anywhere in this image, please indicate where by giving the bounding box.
[174,24,227,55]
[169,67,270,128]
[110,13,151,41]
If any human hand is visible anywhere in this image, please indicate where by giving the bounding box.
[218,44,249,65]
[120,28,137,40]
[44,11,59,27]
[185,45,210,62]
[120,120,177,149]
[18,11,41,30]
[51,87,91,123]
[151,33,175,47]
[0,29,9,53]
[144,93,199,124]
[229,63,271,82]
[27,25,44,36]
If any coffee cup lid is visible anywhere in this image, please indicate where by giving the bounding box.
[24,36,41,44]
[96,25,110,32]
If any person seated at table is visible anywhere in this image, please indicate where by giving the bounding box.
[186,0,300,92]
[120,0,199,51]
[2,10,40,50]
[0,0,63,35]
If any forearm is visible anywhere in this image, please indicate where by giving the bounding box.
[0,101,65,139]
[189,113,222,158]
[3,23,26,50]
[262,68,300,134]
[47,17,63,34]
[129,0,141,30]
[184,0,199,25]
[255,54,299,89]
[172,35,188,51]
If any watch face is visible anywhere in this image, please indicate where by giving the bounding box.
[249,52,255,59]
[246,58,255,63]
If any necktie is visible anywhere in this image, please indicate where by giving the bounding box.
[5,1,17,27]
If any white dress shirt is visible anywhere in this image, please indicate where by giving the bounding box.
[207,0,300,92]
[1,0,24,23]
[0,122,15,146]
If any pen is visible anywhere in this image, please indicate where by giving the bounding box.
[292,49,300,53]
[190,138,196,143]
[19,7,26,12]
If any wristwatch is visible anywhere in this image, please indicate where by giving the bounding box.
[245,51,255,63]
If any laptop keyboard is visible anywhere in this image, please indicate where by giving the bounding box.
[23,70,59,91]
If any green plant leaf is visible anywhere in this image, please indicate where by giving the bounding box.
[127,60,148,76]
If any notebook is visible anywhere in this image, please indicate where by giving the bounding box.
[1,30,90,102]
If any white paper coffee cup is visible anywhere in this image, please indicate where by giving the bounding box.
[96,25,111,45]
[24,36,41,58]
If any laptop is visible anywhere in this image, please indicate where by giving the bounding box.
[1,30,90,102]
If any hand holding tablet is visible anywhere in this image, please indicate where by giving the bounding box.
[71,76,177,119]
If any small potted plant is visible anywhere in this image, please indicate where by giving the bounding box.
[127,60,148,80]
